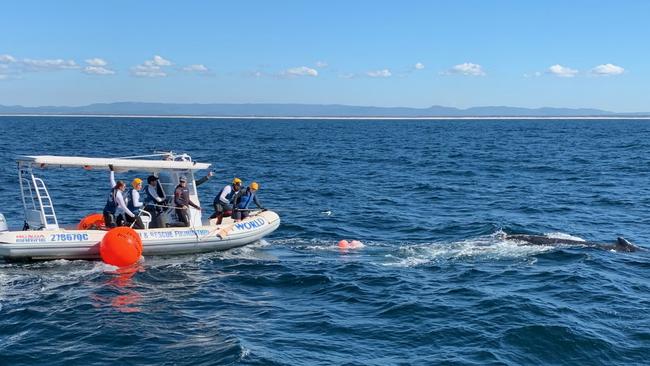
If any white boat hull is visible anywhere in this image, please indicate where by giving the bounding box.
[0,211,280,261]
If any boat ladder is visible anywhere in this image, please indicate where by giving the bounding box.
[18,165,59,230]
[32,177,59,229]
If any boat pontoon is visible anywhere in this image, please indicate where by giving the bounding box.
[0,152,280,261]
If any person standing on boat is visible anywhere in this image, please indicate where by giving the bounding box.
[195,171,214,187]
[174,175,201,227]
[210,178,242,224]
[125,178,145,229]
[143,175,167,228]
[103,165,121,228]
[231,182,265,222]
[104,165,136,228]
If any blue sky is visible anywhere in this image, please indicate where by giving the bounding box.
[0,0,648,112]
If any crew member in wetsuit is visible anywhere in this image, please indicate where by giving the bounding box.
[231,182,265,222]
[125,178,145,229]
[174,175,201,227]
[210,177,242,224]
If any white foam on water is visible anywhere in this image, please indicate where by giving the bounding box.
[382,232,555,267]
[0,271,9,302]
[39,261,109,292]
[273,237,371,252]
[217,240,279,261]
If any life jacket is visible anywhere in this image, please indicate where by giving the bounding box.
[237,189,255,209]
[214,184,236,205]
[103,187,118,214]
[126,188,141,214]
[174,185,191,206]
[142,185,157,205]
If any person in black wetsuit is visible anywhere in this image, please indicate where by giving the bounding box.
[174,175,201,227]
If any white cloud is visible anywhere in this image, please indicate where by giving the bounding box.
[548,64,578,78]
[85,58,107,67]
[590,63,624,76]
[0,74,7,80]
[132,55,173,77]
[183,64,209,73]
[0,54,16,63]
[83,66,115,75]
[366,69,392,78]
[415,62,424,70]
[282,66,318,77]
[446,62,485,76]
[338,73,356,79]
[132,65,166,77]
[315,61,328,68]
[147,55,172,66]
[22,58,79,71]
[82,58,114,75]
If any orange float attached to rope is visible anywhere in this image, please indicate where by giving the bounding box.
[100,227,143,267]
[77,213,105,230]
[338,239,364,249]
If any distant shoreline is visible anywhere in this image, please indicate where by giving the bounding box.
[1,114,650,120]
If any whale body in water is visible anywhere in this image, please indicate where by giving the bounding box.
[504,234,639,252]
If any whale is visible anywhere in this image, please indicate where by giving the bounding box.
[504,234,639,252]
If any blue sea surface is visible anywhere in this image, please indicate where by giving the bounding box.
[0,117,649,365]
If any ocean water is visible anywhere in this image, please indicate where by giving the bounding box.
[0,116,649,365]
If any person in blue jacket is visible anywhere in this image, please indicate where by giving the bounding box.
[231,182,265,222]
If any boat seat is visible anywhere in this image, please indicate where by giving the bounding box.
[139,210,152,230]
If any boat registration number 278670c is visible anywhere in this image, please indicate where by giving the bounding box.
[50,233,90,242]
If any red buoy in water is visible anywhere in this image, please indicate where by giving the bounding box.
[100,227,143,267]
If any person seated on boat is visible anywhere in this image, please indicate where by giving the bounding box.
[174,175,202,227]
[143,175,167,228]
[231,182,265,222]
[125,178,145,229]
[209,177,242,224]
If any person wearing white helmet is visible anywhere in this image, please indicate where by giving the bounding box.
[173,175,201,227]
[210,177,243,224]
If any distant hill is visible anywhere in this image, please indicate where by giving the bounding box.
[0,102,647,117]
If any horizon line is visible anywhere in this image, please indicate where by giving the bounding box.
[2,114,650,120]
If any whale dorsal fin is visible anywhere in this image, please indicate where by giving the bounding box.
[616,237,637,252]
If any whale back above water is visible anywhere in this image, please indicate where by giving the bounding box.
[505,234,640,252]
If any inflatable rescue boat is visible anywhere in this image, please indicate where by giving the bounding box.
[0,153,280,261]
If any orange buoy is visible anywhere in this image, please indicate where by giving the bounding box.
[77,213,105,230]
[338,239,364,249]
[100,227,143,267]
